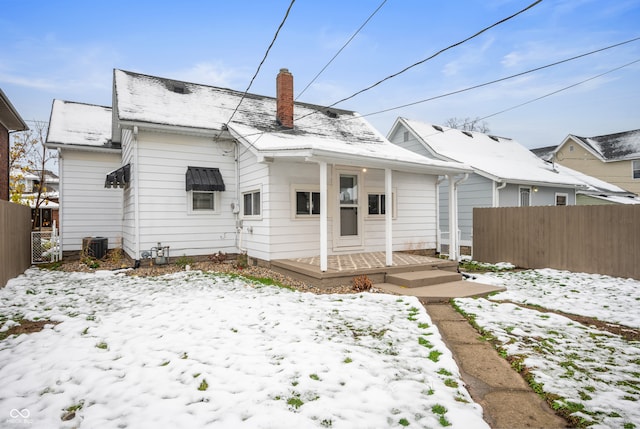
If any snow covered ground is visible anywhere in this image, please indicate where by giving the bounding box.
[457,269,640,429]
[0,268,487,429]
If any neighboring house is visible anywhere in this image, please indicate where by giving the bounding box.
[46,69,471,268]
[0,88,29,201]
[387,118,588,254]
[11,168,61,228]
[532,147,640,205]
[539,129,640,195]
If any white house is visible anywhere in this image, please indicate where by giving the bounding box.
[387,118,588,254]
[45,100,123,250]
[47,70,471,268]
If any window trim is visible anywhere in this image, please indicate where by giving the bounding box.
[633,160,640,180]
[365,188,397,219]
[555,192,568,206]
[187,190,220,215]
[242,187,262,219]
[519,186,531,207]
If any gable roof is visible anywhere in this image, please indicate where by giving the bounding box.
[46,100,115,151]
[392,117,585,188]
[562,129,640,162]
[529,145,556,162]
[113,70,470,175]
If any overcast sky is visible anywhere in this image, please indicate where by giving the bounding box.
[2,0,639,149]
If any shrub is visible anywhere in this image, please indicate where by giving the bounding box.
[352,275,373,292]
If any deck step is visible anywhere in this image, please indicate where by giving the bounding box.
[385,270,462,288]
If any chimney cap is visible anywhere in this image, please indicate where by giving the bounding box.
[279,68,290,73]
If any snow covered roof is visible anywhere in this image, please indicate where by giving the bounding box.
[529,145,556,162]
[113,70,470,174]
[395,118,585,187]
[566,129,640,162]
[46,100,114,149]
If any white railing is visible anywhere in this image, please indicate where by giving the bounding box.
[31,222,62,264]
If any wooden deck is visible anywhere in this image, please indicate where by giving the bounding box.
[270,251,505,300]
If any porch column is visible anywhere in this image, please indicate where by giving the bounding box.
[385,168,393,266]
[448,175,458,261]
[319,161,328,272]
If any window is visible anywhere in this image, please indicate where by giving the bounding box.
[555,193,568,206]
[519,187,531,207]
[403,131,409,142]
[368,194,386,215]
[243,190,261,216]
[367,191,396,217]
[296,191,320,215]
[192,192,215,211]
[633,160,640,179]
[569,144,574,152]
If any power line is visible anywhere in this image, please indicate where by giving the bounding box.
[322,0,542,110]
[358,36,640,118]
[479,58,640,121]
[221,0,296,131]
[295,0,388,100]
[225,36,640,151]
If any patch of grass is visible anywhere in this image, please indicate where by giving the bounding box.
[160,360,170,367]
[309,373,320,381]
[428,350,443,362]
[287,396,304,409]
[95,341,108,350]
[198,379,208,391]
[431,404,447,415]
[444,379,458,388]
[418,337,433,349]
[343,357,353,364]
[417,322,430,329]
[438,415,451,427]
[399,417,410,426]
[437,368,452,376]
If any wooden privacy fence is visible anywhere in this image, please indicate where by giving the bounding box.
[473,205,640,280]
[0,200,31,287]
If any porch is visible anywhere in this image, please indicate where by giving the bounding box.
[270,251,504,302]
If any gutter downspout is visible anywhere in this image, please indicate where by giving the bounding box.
[494,181,507,207]
[133,126,140,260]
[435,176,445,253]
[448,173,469,261]
[235,141,246,253]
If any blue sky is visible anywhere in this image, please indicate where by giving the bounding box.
[1,0,639,149]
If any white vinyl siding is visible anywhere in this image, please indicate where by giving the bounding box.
[129,131,236,257]
[58,150,123,252]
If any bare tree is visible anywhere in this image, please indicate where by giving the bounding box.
[9,120,57,229]
[444,117,490,133]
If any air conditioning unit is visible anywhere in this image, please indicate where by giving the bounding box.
[82,237,108,259]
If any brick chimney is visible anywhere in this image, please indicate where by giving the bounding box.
[276,68,294,129]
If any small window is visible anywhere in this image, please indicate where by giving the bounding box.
[403,131,409,142]
[368,194,386,215]
[555,193,568,206]
[569,145,574,152]
[367,192,396,217]
[193,192,215,210]
[633,160,640,179]
[296,191,320,215]
[519,187,531,207]
[243,191,261,216]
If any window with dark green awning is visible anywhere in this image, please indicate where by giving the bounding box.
[104,164,130,188]
[186,166,225,192]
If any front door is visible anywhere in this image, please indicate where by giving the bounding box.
[337,172,362,248]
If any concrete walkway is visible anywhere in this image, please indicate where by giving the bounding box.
[423,303,568,429]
